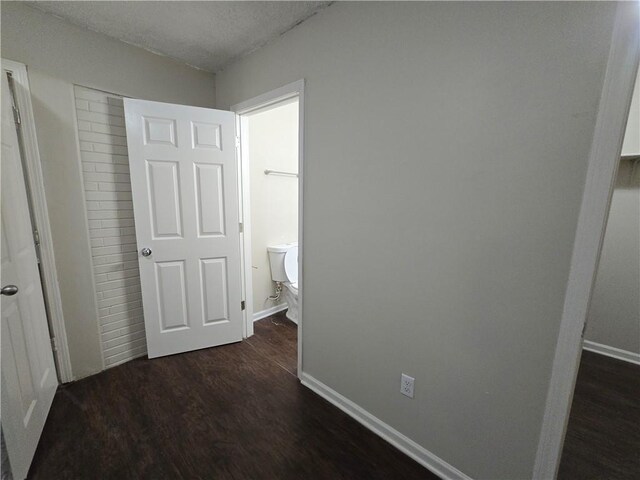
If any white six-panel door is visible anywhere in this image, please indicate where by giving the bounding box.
[1,74,58,480]
[124,99,243,358]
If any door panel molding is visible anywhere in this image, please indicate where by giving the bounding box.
[125,99,243,358]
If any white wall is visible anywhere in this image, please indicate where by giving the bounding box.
[74,86,147,368]
[621,68,640,156]
[1,3,215,379]
[215,2,622,478]
[586,158,640,355]
[248,100,299,315]
[585,67,639,358]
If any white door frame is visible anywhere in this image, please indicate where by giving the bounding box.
[534,4,640,479]
[2,59,73,383]
[231,79,305,377]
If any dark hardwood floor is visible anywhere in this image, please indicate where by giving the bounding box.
[559,350,640,480]
[28,312,434,479]
[246,312,298,377]
[28,314,639,479]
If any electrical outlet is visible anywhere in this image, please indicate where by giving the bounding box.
[400,374,415,398]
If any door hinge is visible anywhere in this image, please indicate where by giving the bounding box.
[581,322,587,338]
[239,222,244,233]
[33,229,42,263]
[235,136,240,148]
[241,300,246,311]
[7,73,22,126]
[50,337,58,352]
[12,104,21,126]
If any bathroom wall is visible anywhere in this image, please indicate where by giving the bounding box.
[215,2,626,478]
[1,2,216,379]
[585,158,640,358]
[248,100,299,316]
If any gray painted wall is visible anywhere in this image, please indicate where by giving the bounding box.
[1,3,216,379]
[586,158,640,355]
[216,2,618,478]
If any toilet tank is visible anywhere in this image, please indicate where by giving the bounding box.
[267,242,298,282]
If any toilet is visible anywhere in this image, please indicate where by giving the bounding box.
[267,242,298,323]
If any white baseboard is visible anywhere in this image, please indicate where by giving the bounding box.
[253,303,288,322]
[300,372,471,480]
[583,340,640,366]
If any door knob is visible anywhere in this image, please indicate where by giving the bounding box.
[1,285,19,296]
[141,248,152,257]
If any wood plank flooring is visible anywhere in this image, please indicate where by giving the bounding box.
[28,314,640,479]
[559,350,640,479]
[28,312,434,479]
[246,313,298,376]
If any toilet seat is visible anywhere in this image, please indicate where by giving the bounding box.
[267,242,299,323]
[283,246,298,284]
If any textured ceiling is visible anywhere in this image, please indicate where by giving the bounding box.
[27,1,332,72]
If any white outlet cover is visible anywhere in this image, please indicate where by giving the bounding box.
[400,373,415,398]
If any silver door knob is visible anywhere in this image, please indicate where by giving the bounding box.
[1,285,19,296]
[141,248,152,257]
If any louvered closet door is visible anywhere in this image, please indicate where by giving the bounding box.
[124,99,242,358]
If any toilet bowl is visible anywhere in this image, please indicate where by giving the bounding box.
[281,282,298,323]
[267,242,299,323]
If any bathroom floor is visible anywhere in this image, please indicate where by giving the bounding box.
[26,312,435,479]
[246,311,298,376]
[559,350,640,479]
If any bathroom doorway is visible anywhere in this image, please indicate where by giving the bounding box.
[233,81,304,376]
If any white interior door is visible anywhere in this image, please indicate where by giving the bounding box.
[124,99,243,358]
[1,74,57,479]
